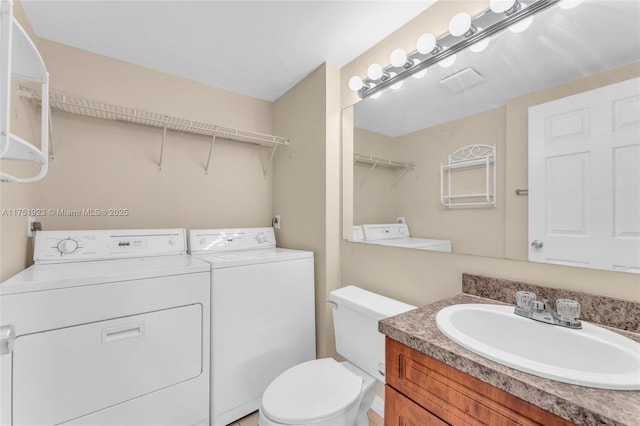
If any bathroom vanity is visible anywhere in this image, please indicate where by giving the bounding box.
[384,338,572,425]
[379,276,640,426]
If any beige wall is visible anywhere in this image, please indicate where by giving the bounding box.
[1,3,276,281]
[340,0,640,311]
[354,107,506,258]
[353,128,402,224]
[273,63,342,359]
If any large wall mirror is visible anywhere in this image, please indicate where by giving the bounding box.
[344,1,640,273]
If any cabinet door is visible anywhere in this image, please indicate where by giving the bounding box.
[386,338,575,426]
[385,386,449,426]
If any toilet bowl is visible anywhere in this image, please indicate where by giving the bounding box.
[259,358,376,426]
[258,286,416,426]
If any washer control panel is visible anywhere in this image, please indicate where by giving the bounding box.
[362,223,410,241]
[34,229,187,263]
[188,227,276,254]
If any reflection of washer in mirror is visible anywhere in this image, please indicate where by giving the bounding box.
[360,223,451,252]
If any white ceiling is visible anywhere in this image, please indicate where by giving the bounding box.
[20,0,437,101]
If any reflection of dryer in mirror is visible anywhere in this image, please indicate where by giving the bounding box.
[352,225,366,242]
[361,223,452,252]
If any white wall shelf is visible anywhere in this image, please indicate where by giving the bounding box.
[19,87,290,177]
[440,144,496,208]
[354,152,415,188]
[0,0,50,183]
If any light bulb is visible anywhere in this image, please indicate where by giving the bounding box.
[509,16,533,33]
[416,33,437,55]
[348,76,363,92]
[389,72,403,90]
[366,83,382,99]
[439,55,456,68]
[412,59,427,79]
[490,0,518,14]
[558,0,584,9]
[449,12,473,37]
[390,49,408,68]
[470,37,490,53]
[367,63,384,80]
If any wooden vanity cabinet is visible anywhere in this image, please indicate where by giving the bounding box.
[384,338,575,426]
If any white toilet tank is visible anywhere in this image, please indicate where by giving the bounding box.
[329,286,416,383]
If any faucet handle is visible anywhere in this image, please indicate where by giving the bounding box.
[516,291,537,309]
[556,299,581,320]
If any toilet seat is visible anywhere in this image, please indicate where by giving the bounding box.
[261,358,363,425]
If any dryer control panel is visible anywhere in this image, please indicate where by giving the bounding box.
[34,229,187,263]
[188,227,276,254]
[362,223,410,241]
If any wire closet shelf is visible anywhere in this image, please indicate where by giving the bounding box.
[20,87,290,147]
[19,87,289,176]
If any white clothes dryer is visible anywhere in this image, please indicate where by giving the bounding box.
[362,223,452,252]
[0,229,210,426]
[189,227,315,426]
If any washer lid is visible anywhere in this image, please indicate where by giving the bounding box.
[261,358,362,425]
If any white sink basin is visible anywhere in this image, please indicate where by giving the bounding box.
[436,304,640,390]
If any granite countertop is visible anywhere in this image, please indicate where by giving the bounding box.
[379,293,640,426]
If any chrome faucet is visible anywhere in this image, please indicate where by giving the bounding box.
[514,291,582,329]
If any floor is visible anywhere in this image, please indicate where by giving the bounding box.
[228,409,383,426]
[228,411,259,426]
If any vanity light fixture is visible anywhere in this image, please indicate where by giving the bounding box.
[389,48,412,68]
[449,12,477,38]
[490,0,522,15]
[469,36,490,53]
[416,33,442,55]
[509,15,534,33]
[438,55,457,68]
[367,63,388,81]
[349,0,562,99]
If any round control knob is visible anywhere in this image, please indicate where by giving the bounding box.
[57,238,79,254]
[255,233,267,244]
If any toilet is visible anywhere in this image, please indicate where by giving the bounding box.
[259,285,416,426]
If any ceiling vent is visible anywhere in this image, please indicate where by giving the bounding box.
[440,67,484,93]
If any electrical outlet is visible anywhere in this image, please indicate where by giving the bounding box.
[273,215,281,229]
[396,217,406,224]
[27,216,36,237]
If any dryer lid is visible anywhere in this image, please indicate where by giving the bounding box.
[261,358,363,425]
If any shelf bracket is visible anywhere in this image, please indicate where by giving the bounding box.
[158,116,168,172]
[390,167,411,189]
[359,159,380,188]
[260,143,279,180]
[204,130,217,175]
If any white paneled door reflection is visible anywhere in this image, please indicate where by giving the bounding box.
[528,77,640,273]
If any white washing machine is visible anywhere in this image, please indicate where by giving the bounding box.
[362,223,452,252]
[0,229,210,426]
[189,227,315,426]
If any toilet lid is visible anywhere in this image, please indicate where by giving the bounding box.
[261,358,363,425]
